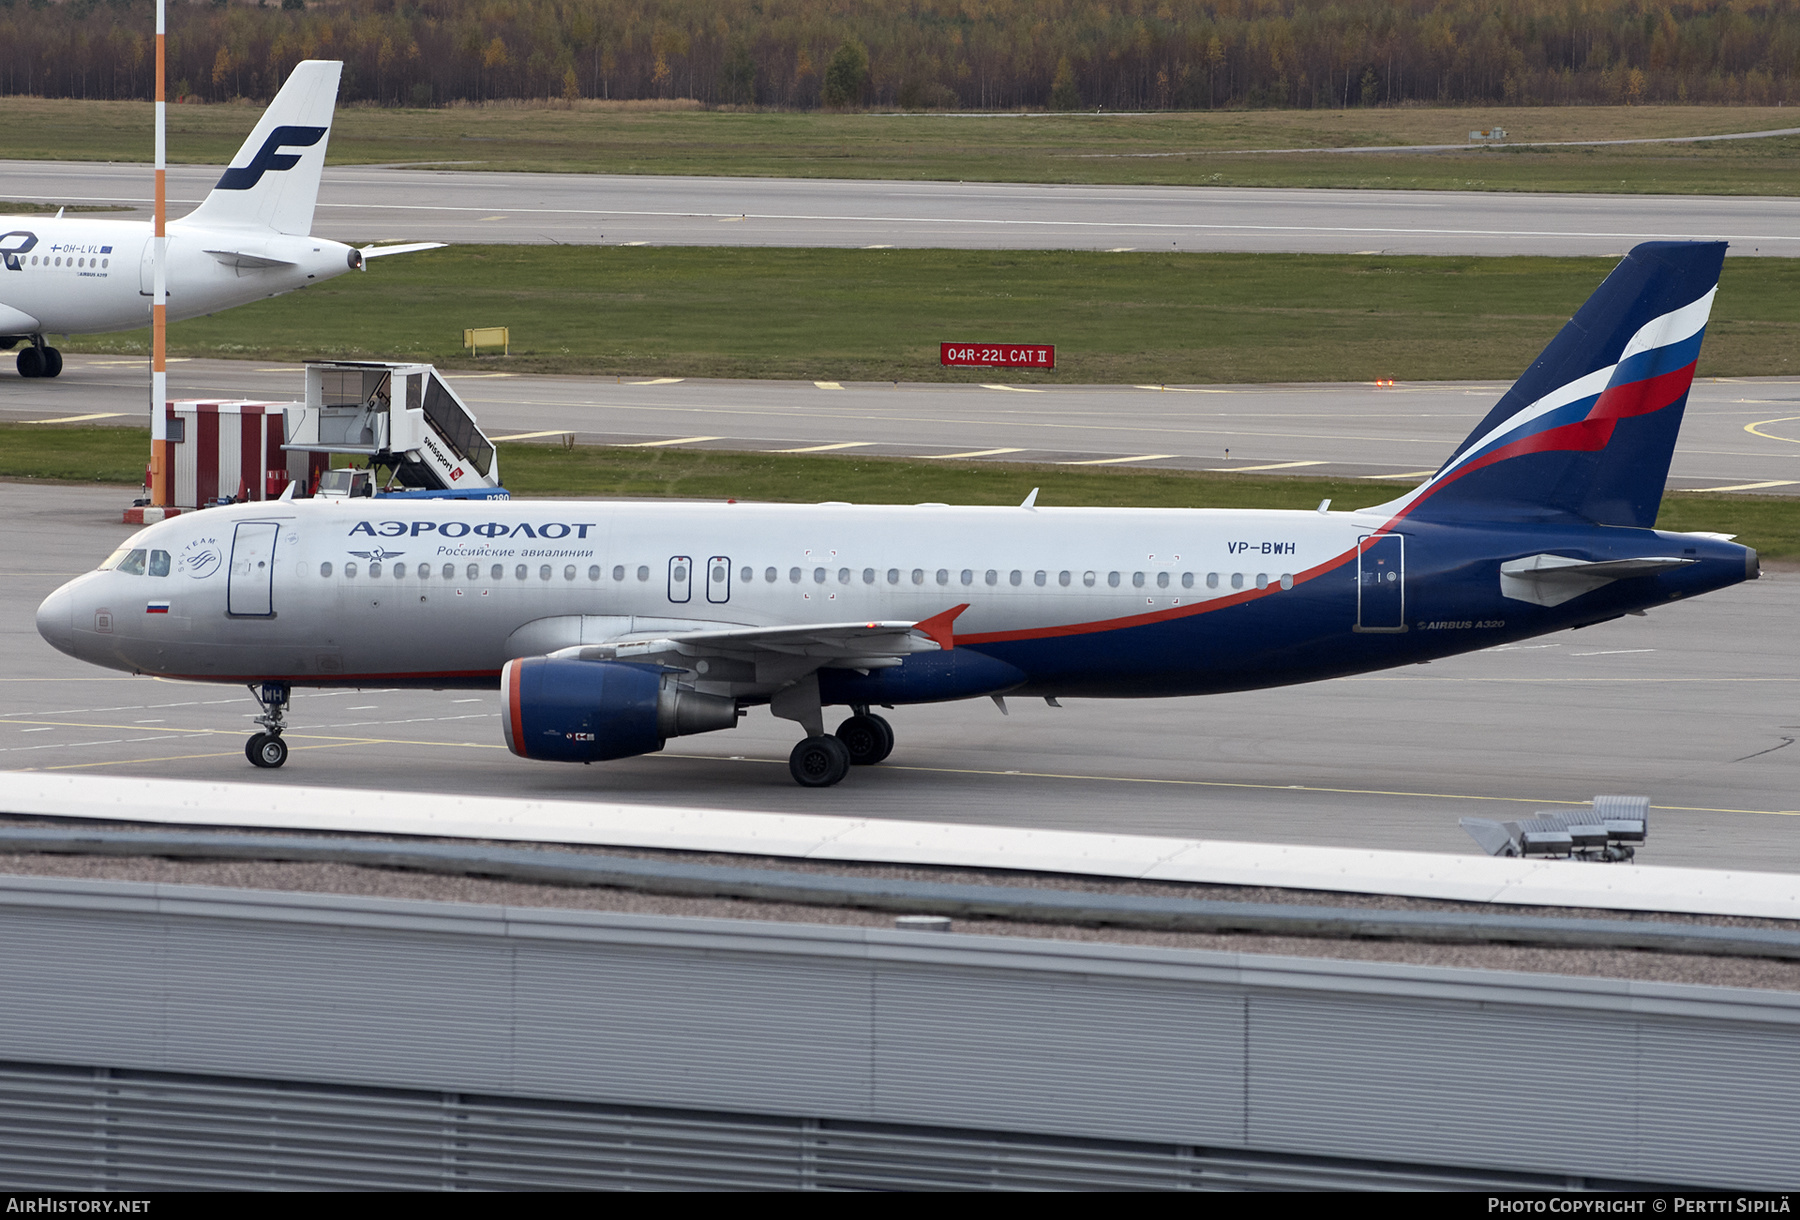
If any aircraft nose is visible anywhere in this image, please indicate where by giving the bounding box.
[36,582,76,657]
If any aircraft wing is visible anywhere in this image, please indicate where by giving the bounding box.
[0,301,41,332]
[1499,553,1695,608]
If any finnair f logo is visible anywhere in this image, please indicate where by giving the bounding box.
[0,230,36,271]
[215,125,328,191]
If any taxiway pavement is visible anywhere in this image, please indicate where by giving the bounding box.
[7,356,1799,494]
[4,482,1795,873]
[6,161,1797,255]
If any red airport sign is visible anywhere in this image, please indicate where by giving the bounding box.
[941,343,1055,369]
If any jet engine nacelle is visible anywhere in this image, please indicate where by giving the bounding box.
[501,657,739,763]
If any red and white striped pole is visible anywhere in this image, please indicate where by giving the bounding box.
[149,0,170,506]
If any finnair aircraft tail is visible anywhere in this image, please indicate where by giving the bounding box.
[36,241,1759,787]
[1378,241,1724,530]
[181,59,341,236]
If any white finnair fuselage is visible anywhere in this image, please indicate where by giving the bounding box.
[0,59,436,348]
[0,215,359,336]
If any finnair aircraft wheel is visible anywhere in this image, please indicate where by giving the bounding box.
[40,346,62,378]
[246,733,288,769]
[15,346,42,378]
[836,714,895,766]
[789,735,851,787]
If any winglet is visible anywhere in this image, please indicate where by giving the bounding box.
[1020,487,1039,508]
[912,603,969,651]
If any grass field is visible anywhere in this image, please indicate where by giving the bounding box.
[65,247,1800,383]
[4,97,1800,194]
[9,424,1796,560]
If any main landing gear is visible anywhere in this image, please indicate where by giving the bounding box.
[245,681,290,769]
[15,336,63,379]
[786,706,895,788]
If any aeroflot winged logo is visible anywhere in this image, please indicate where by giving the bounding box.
[216,125,328,191]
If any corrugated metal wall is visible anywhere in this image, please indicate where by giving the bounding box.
[1,875,1795,1190]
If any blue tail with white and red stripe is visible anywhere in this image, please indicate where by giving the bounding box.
[1378,241,1725,529]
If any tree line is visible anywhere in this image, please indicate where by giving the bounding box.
[4,0,1798,110]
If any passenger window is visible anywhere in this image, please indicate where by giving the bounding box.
[118,549,147,575]
[394,563,407,578]
[936,569,949,585]
[839,568,851,584]
[1033,571,1045,587]
[887,568,900,584]
[370,562,383,577]
[1256,573,1269,589]
[1009,570,1022,586]
[636,565,649,581]
[1231,573,1244,589]
[1083,571,1096,587]
[1132,572,1145,588]
[564,565,576,581]
[148,550,171,577]
[1206,573,1219,589]
[1181,573,1194,588]
[1280,574,1294,590]
[863,568,875,584]
[613,565,625,581]
[1156,572,1169,589]
[790,567,802,583]
[540,565,553,581]
[961,569,973,586]
[418,564,430,580]
[813,567,826,583]
[911,568,925,585]
[1107,572,1120,588]
[345,562,358,578]
[319,562,333,578]
[743,566,755,583]
[765,567,778,583]
[1058,571,1071,587]
[985,570,997,586]
[514,564,527,581]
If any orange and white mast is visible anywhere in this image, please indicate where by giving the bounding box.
[149,0,170,507]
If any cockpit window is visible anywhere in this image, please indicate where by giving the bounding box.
[116,549,148,575]
[148,550,171,577]
[97,547,131,571]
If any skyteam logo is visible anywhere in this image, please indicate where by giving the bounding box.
[216,125,328,191]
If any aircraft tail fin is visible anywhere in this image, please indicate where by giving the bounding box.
[1372,240,1726,529]
[182,60,341,236]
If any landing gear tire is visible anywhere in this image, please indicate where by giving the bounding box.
[836,713,894,766]
[41,346,61,378]
[789,734,851,787]
[246,732,288,769]
[15,346,42,378]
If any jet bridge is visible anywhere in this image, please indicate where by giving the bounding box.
[282,361,502,496]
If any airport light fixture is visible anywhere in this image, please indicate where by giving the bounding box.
[1460,796,1649,862]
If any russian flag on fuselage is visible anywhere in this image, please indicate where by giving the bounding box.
[1378,241,1726,529]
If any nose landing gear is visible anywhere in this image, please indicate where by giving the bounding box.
[245,681,291,769]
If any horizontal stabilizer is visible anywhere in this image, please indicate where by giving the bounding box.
[205,249,298,270]
[358,242,447,261]
[1500,553,1693,607]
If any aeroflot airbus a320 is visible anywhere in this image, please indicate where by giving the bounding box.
[37,241,1757,787]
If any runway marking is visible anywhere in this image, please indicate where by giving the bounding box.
[1744,414,1800,443]
[626,377,685,386]
[615,435,721,447]
[1686,480,1800,492]
[1360,470,1438,479]
[767,441,872,454]
[1057,454,1179,466]
[489,430,572,442]
[20,413,126,424]
[814,381,843,390]
[1206,460,1327,472]
[1570,649,1656,657]
[478,215,507,221]
[1134,385,1232,393]
[928,448,1026,459]
[863,244,894,249]
[980,384,1043,393]
[661,754,1800,818]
